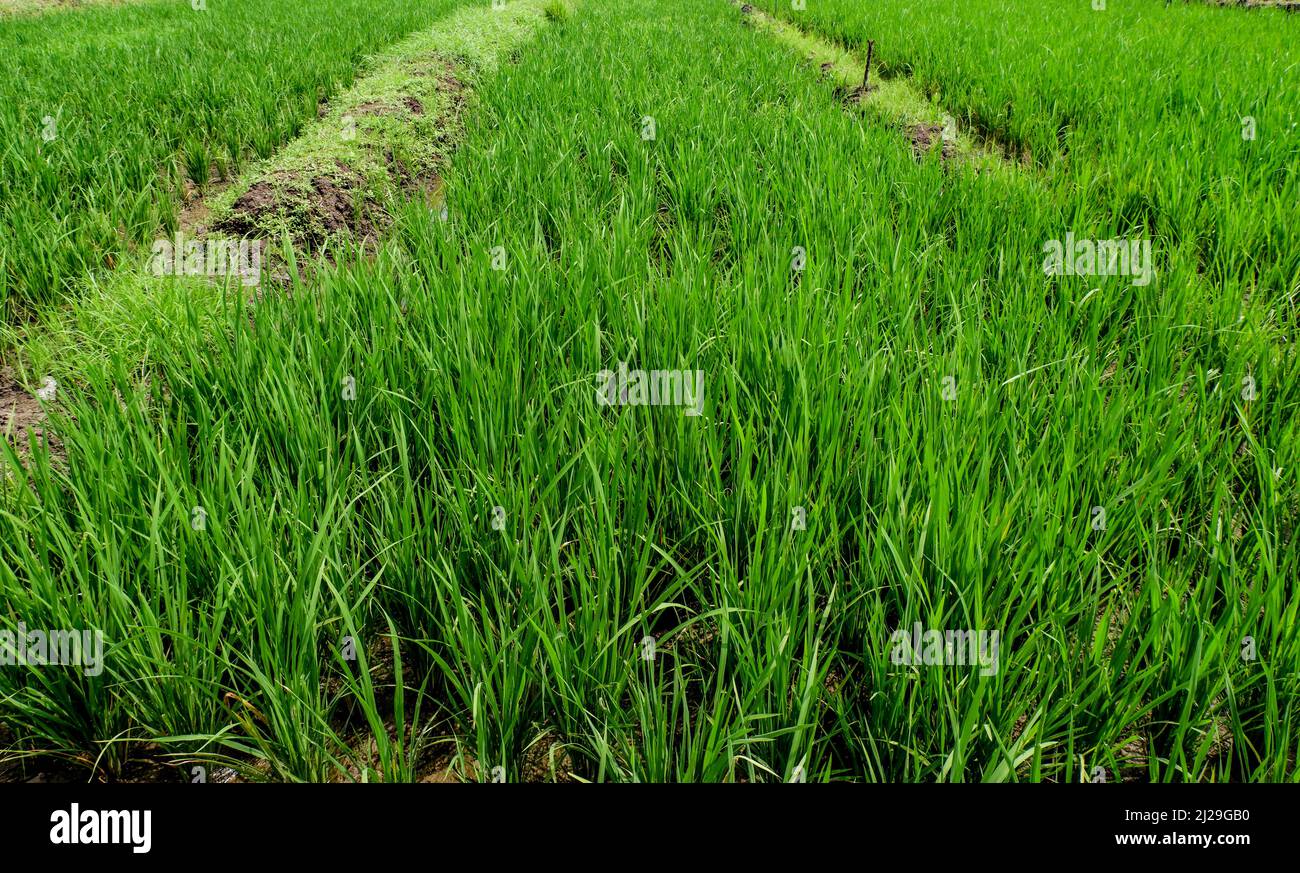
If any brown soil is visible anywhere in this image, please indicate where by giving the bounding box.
[215,66,464,256]
[0,728,192,783]
[177,199,213,236]
[520,730,576,783]
[1114,732,1150,782]
[1,372,46,438]
[418,753,467,783]
[227,180,278,219]
[353,95,425,117]
[0,368,59,461]
[3,757,88,783]
[215,171,383,251]
[907,122,956,162]
[841,83,879,105]
[435,67,468,115]
[177,164,228,236]
[310,174,375,240]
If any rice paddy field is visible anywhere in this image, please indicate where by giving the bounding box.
[0,0,1296,785]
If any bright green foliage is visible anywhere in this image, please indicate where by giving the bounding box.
[0,0,1295,782]
[0,0,470,317]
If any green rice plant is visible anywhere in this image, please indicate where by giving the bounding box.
[767,0,1300,300]
[0,0,471,318]
[0,0,1295,783]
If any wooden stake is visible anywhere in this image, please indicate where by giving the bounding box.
[862,40,875,90]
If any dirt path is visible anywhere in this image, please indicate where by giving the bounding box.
[209,0,559,258]
[735,1,1021,171]
[1,0,570,471]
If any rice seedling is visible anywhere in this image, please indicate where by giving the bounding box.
[0,0,1295,786]
[0,0,471,317]
[767,0,1300,297]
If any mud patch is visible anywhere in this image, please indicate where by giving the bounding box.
[0,368,59,461]
[310,174,378,240]
[227,181,278,219]
[213,63,468,258]
[416,741,484,783]
[1,373,47,439]
[839,83,879,106]
[907,122,956,162]
[1113,731,1150,782]
[431,68,468,123]
[214,171,384,252]
[177,199,213,237]
[0,738,192,784]
[521,730,576,783]
[354,96,426,117]
[418,754,466,783]
[173,163,231,238]
[413,729,577,783]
